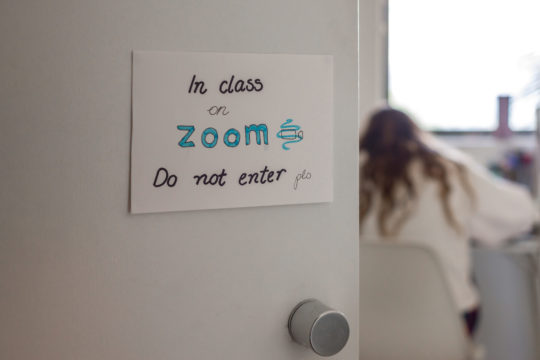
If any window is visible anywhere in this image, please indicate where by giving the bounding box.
[388,0,540,132]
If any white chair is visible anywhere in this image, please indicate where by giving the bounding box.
[359,243,483,360]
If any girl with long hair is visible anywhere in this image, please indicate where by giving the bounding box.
[359,107,538,335]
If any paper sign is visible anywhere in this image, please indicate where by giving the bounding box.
[131,51,333,213]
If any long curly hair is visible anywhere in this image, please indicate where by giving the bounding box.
[359,108,472,236]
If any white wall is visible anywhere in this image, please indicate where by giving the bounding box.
[0,1,378,359]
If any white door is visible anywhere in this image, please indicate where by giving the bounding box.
[0,1,374,359]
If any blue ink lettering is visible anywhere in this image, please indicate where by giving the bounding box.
[177,125,195,147]
[201,127,218,148]
[277,119,303,150]
[224,128,240,147]
[245,124,268,145]
[176,125,270,148]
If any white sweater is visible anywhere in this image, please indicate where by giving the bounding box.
[360,136,539,312]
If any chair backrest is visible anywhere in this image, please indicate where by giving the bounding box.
[359,243,470,360]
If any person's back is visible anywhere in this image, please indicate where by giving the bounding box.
[359,107,538,334]
[361,157,479,313]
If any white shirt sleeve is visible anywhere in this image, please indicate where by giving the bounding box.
[466,161,539,246]
[422,133,539,246]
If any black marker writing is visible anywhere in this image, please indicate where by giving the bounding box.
[219,75,263,94]
[293,169,311,190]
[207,105,230,116]
[153,167,178,187]
[193,169,227,186]
[188,74,208,94]
[238,166,286,185]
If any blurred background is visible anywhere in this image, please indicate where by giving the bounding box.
[387,0,539,192]
[384,1,540,359]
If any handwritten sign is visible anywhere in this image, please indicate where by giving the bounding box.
[131,51,333,213]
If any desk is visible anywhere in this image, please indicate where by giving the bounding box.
[473,240,540,360]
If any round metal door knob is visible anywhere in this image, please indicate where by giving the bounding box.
[288,299,350,357]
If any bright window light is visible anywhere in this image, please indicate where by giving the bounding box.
[388,0,540,131]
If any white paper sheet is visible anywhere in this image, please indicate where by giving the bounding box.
[131,51,333,213]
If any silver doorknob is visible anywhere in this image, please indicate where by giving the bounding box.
[288,299,350,357]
